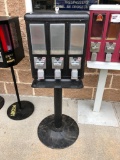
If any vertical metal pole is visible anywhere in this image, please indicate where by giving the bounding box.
[54,88,62,128]
[10,66,22,109]
[93,69,108,112]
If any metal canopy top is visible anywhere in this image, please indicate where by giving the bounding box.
[24,11,89,20]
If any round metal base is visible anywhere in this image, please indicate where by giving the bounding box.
[38,114,79,149]
[7,101,34,120]
[0,96,4,109]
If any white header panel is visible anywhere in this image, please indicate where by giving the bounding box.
[90,5,120,11]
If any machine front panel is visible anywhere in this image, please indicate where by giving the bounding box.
[25,12,89,81]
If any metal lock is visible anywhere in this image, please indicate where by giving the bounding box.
[52,57,64,69]
[69,57,81,69]
[90,42,101,53]
[55,69,61,79]
[71,69,78,80]
[37,69,44,80]
[105,53,112,62]
[105,42,116,53]
[34,57,46,69]
[91,52,97,61]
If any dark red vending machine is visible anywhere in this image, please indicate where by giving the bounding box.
[86,5,120,63]
[0,17,34,120]
[0,17,24,67]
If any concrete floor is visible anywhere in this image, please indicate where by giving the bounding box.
[0,94,120,160]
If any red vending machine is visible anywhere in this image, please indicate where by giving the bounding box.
[0,17,24,67]
[86,5,120,63]
[0,17,34,120]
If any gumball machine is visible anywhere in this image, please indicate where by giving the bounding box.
[25,8,89,148]
[86,5,120,113]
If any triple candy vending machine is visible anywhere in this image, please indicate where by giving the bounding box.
[24,10,89,149]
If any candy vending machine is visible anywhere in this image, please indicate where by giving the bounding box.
[0,16,34,120]
[86,5,120,113]
[25,10,89,148]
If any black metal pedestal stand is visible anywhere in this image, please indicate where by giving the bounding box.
[0,96,4,109]
[7,66,34,120]
[38,88,79,149]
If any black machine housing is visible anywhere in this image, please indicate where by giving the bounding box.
[0,17,24,68]
[24,11,89,87]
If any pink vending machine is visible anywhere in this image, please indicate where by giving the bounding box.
[86,5,120,63]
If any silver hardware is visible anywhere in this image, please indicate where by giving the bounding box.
[37,69,44,80]
[91,52,97,61]
[34,57,46,69]
[52,57,64,69]
[105,42,116,53]
[69,57,81,69]
[105,53,112,62]
[90,42,101,52]
[71,69,78,80]
[55,7,59,14]
[55,69,61,79]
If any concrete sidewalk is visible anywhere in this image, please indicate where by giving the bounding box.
[0,94,120,160]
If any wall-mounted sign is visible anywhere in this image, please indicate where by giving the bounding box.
[32,0,54,10]
[56,0,98,10]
